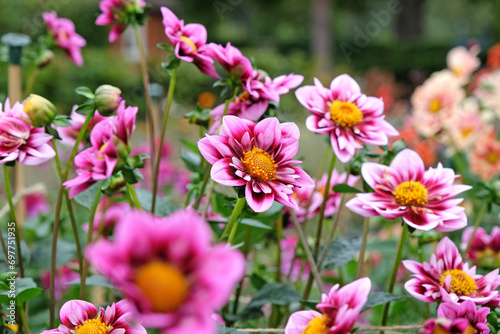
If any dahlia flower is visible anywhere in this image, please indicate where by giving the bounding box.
[41,299,145,334]
[56,106,106,149]
[25,193,50,218]
[205,42,253,82]
[86,209,245,333]
[40,264,79,299]
[43,11,86,66]
[316,170,359,218]
[280,235,310,281]
[403,237,500,305]
[469,130,500,180]
[284,277,371,334]
[447,45,481,84]
[438,299,490,334]
[462,226,500,268]
[411,71,465,137]
[346,149,470,232]
[198,116,314,212]
[161,7,219,78]
[96,0,147,42]
[472,69,500,116]
[296,74,398,163]
[421,318,469,334]
[284,183,322,223]
[0,99,55,165]
[83,202,132,237]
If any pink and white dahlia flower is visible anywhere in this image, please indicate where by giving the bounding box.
[41,299,145,334]
[198,116,314,212]
[469,130,500,180]
[96,0,147,42]
[296,74,398,163]
[447,45,481,84]
[438,299,490,334]
[421,318,469,334]
[346,149,470,232]
[284,277,371,334]
[403,237,500,305]
[43,11,86,66]
[0,99,55,165]
[462,226,500,268]
[161,7,219,78]
[86,209,245,334]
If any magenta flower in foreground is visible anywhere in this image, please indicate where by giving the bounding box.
[346,149,471,232]
[438,299,490,334]
[285,277,371,334]
[205,42,253,82]
[96,0,147,42]
[41,299,145,334]
[86,209,245,334]
[296,74,398,163]
[421,318,469,334]
[0,99,55,165]
[198,116,314,212]
[161,7,218,78]
[43,11,86,66]
[403,237,500,305]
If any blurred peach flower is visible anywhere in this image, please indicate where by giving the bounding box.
[469,130,500,180]
[446,45,480,84]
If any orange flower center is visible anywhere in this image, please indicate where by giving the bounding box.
[302,314,330,334]
[242,147,277,181]
[236,91,251,103]
[329,100,363,128]
[429,99,442,113]
[74,319,109,334]
[432,324,452,334]
[134,261,189,313]
[465,325,475,334]
[487,152,499,164]
[393,181,428,206]
[439,269,478,295]
[461,127,473,138]
[180,36,197,53]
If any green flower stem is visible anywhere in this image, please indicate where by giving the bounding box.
[24,67,39,97]
[275,215,284,283]
[50,111,94,327]
[355,217,370,279]
[192,164,211,210]
[464,202,488,256]
[133,24,157,191]
[302,150,330,229]
[3,165,24,278]
[18,302,30,334]
[232,226,252,314]
[79,182,102,300]
[381,224,408,328]
[51,139,83,282]
[216,87,239,135]
[220,197,246,242]
[0,228,8,263]
[126,183,142,209]
[151,66,178,213]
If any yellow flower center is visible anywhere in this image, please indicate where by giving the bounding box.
[465,325,475,334]
[429,99,442,113]
[97,142,110,160]
[453,67,464,77]
[302,314,330,334]
[432,324,452,334]
[329,100,363,128]
[236,91,251,103]
[180,36,197,53]
[4,323,19,333]
[134,261,189,313]
[439,269,478,295]
[393,181,428,207]
[487,152,499,164]
[461,127,473,138]
[74,319,109,334]
[242,147,278,181]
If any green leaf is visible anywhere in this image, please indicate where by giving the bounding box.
[249,273,267,290]
[361,292,407,312]
[320,236,362,271]
[16,287,42,303]
[391,139,406,153]
[217,326,245,334]
[157,43,174,52]
[247,283,300,307]
[67,275,116,289]
[240,218,272,230]
[180,148,203,173]
[52,115,72,127]
[181,139,201,154]
[135,189,178,217]
[75,102,96,116]
[487,311,499,330]
[332,183,361,194]
[74,182,100,210]
[299,300,320,311]
[75,86,95,99]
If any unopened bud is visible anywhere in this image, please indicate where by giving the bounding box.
[36,50,54,69]
[94,85,122,116]
[23,94,57,127]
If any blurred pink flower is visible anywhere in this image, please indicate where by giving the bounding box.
[86,209,245,333]
[469,130,500,180]
[438,299,490,334]
[96,0,147,42]
[205,42,253,82]
[315,170,359,218]
[40,265,79,299]
[41,299,146,334]
[421,318,469,334]
[25,193,50,218]
[284,277,371,334]
[284,184,322,224]
[0,99,55,165]
[43,11,86,66]
[161,7,219,78]
[280,235,310,281]
[346,149,470,232]
[198,116,314,212]
[472,69,500,116]
[461,226,500,268]
[411,71,465,137]
[83,202,132,237]
[403,237,500,305]
[56,106,106,149]
[447,45,481,84]
[296,74,398,163]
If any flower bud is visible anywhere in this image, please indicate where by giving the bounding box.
[36,50,54,69]
[23,94,57,127]
[94,85,122,116]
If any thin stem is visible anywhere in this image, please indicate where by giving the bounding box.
[151,66,178,213]
[201,179,216,218]
[24,67,39,97]
[132,24,156,190]
[233,226,252,314]
[289,210,324,294]
[317,193,346,267]
[275,215,283,283]
[126,183,142,209]
[381,225,408,328]
[220,197,246,242]
[79,183,102,299]
[464,202,488,256]
[18,303,30,334]
[216,87,239,135]
[355,217,370,279]
[193,164,211,210]
[3,165,24,278]
[302,150,330,229]
[0,227,8,262]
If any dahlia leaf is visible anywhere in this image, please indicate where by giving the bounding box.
[361,292,407,312]
[320,236,362,271]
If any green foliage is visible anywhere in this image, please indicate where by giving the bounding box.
[320,236,362,271]
[361,292,407,312]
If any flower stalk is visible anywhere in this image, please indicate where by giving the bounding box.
[221,197,246,242]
